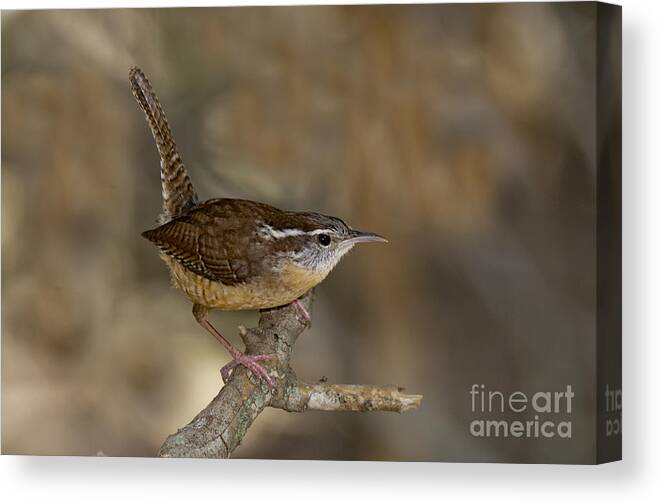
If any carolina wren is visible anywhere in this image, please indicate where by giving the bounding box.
[129,67,386,386]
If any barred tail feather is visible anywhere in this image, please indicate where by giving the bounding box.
[129,66,198,222]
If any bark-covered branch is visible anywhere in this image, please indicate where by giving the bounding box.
[158,292,422,458]
[271,383,422,413]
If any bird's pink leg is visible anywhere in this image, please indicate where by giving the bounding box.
[292,299,311,324]
[193,304,275,387]
[219,354,273,384]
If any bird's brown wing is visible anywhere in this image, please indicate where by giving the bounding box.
[141,208,258,286]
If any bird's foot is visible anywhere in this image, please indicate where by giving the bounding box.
[221,352,275,387]
[292,299,311,325]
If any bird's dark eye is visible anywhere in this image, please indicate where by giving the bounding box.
[317,234,331,246]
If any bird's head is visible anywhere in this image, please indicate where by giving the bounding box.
[259,212,387,278]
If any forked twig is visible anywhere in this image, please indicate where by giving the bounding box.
[158,292,422,458]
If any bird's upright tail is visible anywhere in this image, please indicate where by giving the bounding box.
[129,66,198,222]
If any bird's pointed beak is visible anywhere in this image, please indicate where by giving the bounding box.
[343,230,388,246]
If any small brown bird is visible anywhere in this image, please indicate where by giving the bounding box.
[129,67,386,386]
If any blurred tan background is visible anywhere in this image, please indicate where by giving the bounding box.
[2,3,607,462]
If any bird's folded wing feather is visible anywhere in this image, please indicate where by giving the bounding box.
[142,216,254,286]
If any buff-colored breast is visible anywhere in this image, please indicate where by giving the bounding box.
[162,254,326,310]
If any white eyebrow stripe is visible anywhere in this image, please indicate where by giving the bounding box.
[270,228,306,238]
[259,224,335,240]
[259,224,305,239]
